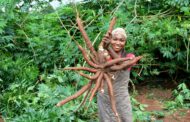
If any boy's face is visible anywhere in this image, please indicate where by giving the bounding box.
[110,34,126,53]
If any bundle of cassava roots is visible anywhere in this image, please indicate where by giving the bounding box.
[56,14,142,121]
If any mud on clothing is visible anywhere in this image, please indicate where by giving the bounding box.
[97,70,133,122]
[97,53,134,122]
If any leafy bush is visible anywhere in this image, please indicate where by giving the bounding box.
[164,83,190,110]
[0,0,190,121]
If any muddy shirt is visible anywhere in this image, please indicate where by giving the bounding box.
[97,53,134,122]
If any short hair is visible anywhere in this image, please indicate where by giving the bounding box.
[112,28,127,39]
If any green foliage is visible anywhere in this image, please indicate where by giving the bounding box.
[0,0,190,121]
[0,54,39,90]
[164,83,190,110]
[165,0,190,8]
[131,97,165,121]
[173,83,190,107]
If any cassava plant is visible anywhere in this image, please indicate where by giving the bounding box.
[56,13,142,121]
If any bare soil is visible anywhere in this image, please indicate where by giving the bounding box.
[163,109,190,122]
[135,85,190,122]
[0,116,4,122]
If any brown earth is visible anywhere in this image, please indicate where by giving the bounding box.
[135,86,190,122]
[0,116,4,122]
[163,109,190,122]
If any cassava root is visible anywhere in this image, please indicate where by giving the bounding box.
[57,15,142,121]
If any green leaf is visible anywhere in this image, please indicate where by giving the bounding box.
[176,94,184,105]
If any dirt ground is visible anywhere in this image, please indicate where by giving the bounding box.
[0,116,4,122]
[135,86,190,122]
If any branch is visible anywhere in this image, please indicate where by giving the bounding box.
[127,0,138,26]
[15,23,37,60]
[111,0,125,16]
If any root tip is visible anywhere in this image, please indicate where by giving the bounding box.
[89,98,92,102]
[56,103,61,107]
[100,89,104,93]
[115,113,119,117]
